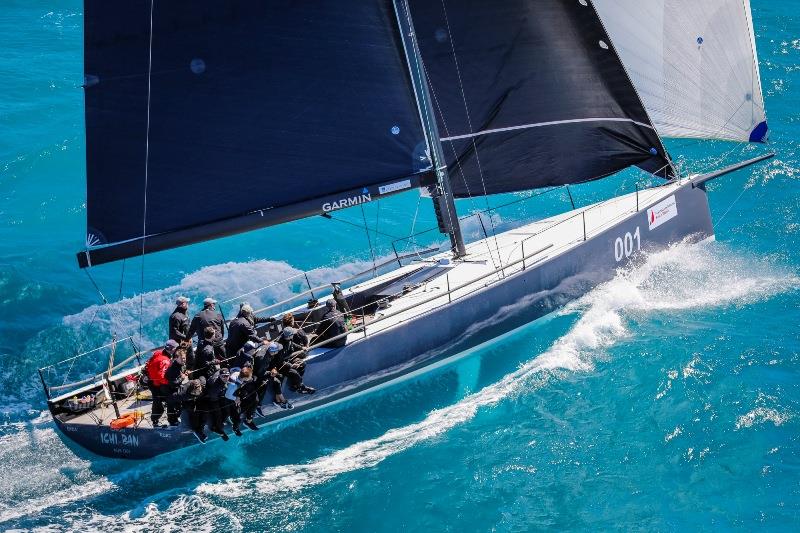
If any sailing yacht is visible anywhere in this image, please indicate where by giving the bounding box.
[42,0,773,459]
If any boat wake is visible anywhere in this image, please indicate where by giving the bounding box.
[196,240,798,500]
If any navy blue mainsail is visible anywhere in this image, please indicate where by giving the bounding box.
[80,0,428,267]
[407,0,672,198]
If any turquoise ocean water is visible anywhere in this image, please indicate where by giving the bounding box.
[1,1,799,530]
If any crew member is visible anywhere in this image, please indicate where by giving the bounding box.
[169,296,194,368]
[164,347,189,426]
[233,340,259,370]
[225,304,271,359]
[303,298,326,335]
[188,297,226,360]
[282,312,310,347]
[315,299,347,348]
[252,339,273,415]
[184,378,208,443]
[223,368,243,437]
[278,327,310,383]
[194,326,220,379]
[265,342,292,409]
[235,366,260,430]
[145,339,178,427]
[331,283,351,318]
[203,367,231,441]
[271,333,315,396]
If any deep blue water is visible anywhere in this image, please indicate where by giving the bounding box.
[1,1,799,530]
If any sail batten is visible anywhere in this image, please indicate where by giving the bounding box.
[440,117,657,142]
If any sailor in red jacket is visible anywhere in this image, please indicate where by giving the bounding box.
[146,339,178,427]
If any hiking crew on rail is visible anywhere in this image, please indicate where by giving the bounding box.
[145,294,350,443]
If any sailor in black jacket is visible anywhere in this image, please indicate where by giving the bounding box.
[168,296,191,342]
[169,296,194,368]
[188,297,226,357]
[315,299,347,348]
[271,332,315,396]
[203,367,230,441]
[164,348,188,426]
[232,340,259,370]
[225,304,271,359]
[234,366,260,430]
[193,327,219,379]
[277,327,308,377]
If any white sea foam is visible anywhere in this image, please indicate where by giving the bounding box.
[735,407,791,430]
[198,240,798,499]
[0,426,115,524]
[58,494,242,533]
[733,391,792,431]
[61,257,379,348]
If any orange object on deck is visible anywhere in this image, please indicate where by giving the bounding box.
[109,411,143,430]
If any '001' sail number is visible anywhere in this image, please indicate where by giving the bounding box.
[614,227,640,262]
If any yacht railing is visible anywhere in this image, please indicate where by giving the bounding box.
[248,246,441,318]
[40,177,676,403]
[38,335,148,401]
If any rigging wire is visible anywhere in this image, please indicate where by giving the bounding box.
[360,204,377,273]
[322,213,402,240]
[438,0,504,270]
[118,258,126,301]
[83,268,109,306]
[374,200,382,258]
[713,176,752,229]
[139,0,155,342]
[419,52,499,271]
[405,193,424,257]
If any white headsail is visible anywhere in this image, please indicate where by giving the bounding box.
[594,0,768,143]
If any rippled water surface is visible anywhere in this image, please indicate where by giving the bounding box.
[1,1,799,531]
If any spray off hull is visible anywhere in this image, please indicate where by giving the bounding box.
[52,180,714,459]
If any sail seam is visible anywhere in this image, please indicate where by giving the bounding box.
[440,117,655,142]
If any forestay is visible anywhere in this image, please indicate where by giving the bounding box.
[593,0,768,142]
[407,0,673,198]
[79,0,428,267]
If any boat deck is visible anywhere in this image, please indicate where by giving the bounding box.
[56,180,682,429]
[333,179,680,343]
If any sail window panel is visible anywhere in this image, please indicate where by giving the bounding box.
[83,0,426,248]
[408,0,669,197]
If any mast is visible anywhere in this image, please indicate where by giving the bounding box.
[392,0,467,258]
